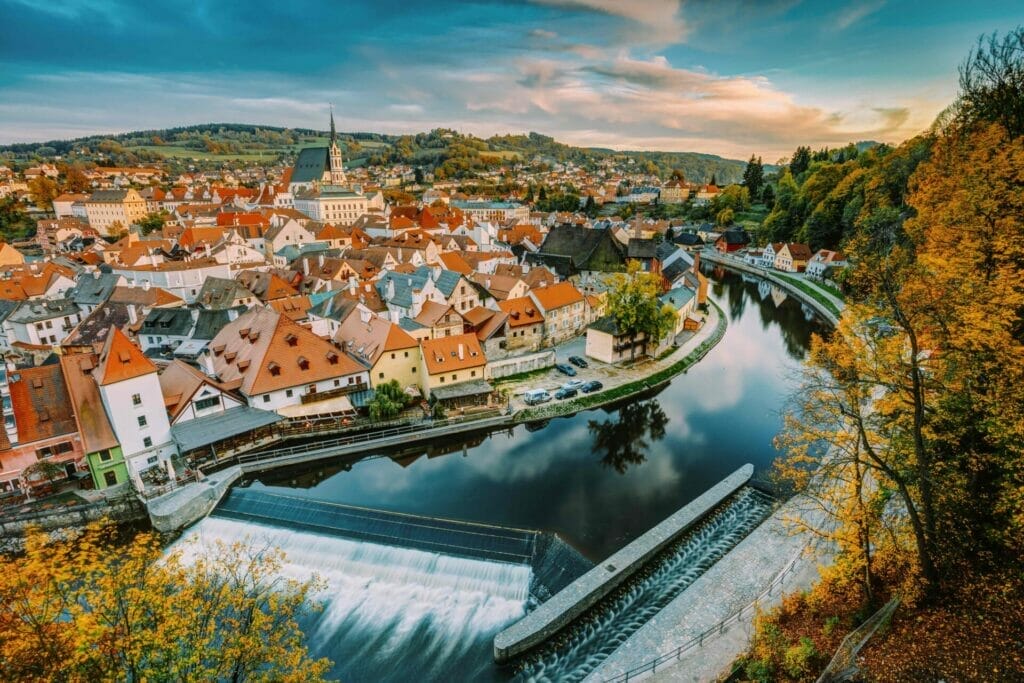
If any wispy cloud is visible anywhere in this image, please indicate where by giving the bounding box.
[833,0,886,31]
[530,0,689,44]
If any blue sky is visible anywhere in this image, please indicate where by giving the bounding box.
[1,0,1022,159]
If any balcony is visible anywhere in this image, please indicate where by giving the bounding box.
[299,380,369,405]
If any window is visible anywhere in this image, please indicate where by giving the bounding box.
[262,394,270,403]
[404,351,409,358]
[132,393,142,406]
[378,372,384,379]
[137,415,148,428]
[333,379,340,387]
[471,370,476,377]
[36,442,74,460]
[412,366,416,373]
[285,389,293,398]
[451,374,457,381]
[146,454,156,463]
[103,471,118,486]
[439,376,444,383]
[194,396,219,411]
[391,353,396,360]
[98,449,113,462]
[143,437,153,448]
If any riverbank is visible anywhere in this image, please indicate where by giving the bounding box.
[700,250,844,325]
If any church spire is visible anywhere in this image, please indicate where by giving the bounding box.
[329,104,336,146]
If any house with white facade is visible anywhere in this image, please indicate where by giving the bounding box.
[95,328,176,487]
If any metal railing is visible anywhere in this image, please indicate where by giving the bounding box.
[603,541,813,683]
[816,597,900,683]
[231,410,508,469]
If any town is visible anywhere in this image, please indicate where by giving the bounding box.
[1,3,1021,682]
[0,113,828,500]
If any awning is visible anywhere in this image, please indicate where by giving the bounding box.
[430,379,493,401]
[171,406,283,452]
[173,339,208,357]
[277,394,355,418]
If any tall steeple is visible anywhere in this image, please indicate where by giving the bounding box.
[330,104,337,146]
[327,105,346,186]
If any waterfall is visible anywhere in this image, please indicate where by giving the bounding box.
[175,516,532,682]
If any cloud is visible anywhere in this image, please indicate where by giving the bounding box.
[833,0,886,31]
[531,0,688,44]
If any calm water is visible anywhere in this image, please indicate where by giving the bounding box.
[244,269,827,560]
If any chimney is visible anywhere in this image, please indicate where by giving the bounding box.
[359,308,371,323]
[386,279,395,300]
[318,253,325,267]
[348,276,357,294]
[127,305,138,325]
[142,280,151,291]
[302,258,310,276]
[227,307,240,321]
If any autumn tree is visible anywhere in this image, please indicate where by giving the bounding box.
[27,175,58,210]
[956,27,1024,137]
[605,262,677,360]
[0,523,331,681]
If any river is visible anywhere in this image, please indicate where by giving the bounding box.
[177,268,828,681]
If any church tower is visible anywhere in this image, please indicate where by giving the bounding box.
[327,106,347,186]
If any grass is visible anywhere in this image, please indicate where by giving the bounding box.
[774,274,842,318]
[518,302,727,422]
[492,365,555,387]
[128,145,286,162]
[814,280,845,302]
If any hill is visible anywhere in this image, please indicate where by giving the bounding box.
[0,124,761,183]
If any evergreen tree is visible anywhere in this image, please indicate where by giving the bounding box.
[742,155,764,199]
[790,146,812,177]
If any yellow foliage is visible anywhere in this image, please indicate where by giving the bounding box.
[0,522,330,682]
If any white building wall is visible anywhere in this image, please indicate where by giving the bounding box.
[246,371,370,412]
[99,373,175,481]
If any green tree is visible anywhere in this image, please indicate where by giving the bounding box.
[583,194,598,218]
[790,146,812,177]
[716,207,735,226]
[368,380,407,421]
[606,262,677,360]
[956,27,1024,137]
[137,212,168,236]
[743,155,765,198]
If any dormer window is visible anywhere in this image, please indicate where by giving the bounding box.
[212,344,225,356]
[224,351,237,363]
[326,351,338,365]
[237,359,250,371]
[268,361,281,376]
[297,356,309,370]
[239,328,250,339]
[248,331,260,343]
[284,333,298,347]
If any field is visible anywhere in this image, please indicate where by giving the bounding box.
[127,145,286,162]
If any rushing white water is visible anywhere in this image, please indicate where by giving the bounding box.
[175,516,532,682]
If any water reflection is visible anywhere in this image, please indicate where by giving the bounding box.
[589,400,669,474]
[242,269,827,560]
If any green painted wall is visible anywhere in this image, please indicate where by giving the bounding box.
[86,446,128,490]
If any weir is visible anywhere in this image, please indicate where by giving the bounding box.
[494,464,758,665]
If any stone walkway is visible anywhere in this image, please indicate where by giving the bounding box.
[587,495,830,683]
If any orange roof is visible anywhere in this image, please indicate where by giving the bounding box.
[269,294,313,321]
[9,364,78,444]
[498,297,545,327]
[438,252,473,275]
[208,307,365,396]
[217,211,267,227]
[59,353,120,453]
[178,226,231,250]
[95,327,157,386]
[529,281,583,312]
[421,332,486,375]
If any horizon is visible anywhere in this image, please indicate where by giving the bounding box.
[2,1,1022,159]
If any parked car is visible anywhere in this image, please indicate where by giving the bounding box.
[580,380,604,393]
[561,379,585,391]
[554,363,577,377]
[523,389,552,405]
[554,387,578,400]
[568,355,589,368]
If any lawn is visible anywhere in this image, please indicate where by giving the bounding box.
[774,274,842,318]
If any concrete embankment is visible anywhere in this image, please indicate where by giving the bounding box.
[147,466,241,533]
[492,464,754,663]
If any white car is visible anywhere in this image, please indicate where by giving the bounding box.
[561,379,585,391]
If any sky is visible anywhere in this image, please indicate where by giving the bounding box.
[1,0,1022,160]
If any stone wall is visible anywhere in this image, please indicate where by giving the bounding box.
[146,466,241,533]
[488,350,556,379]
[0,496,148,543]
